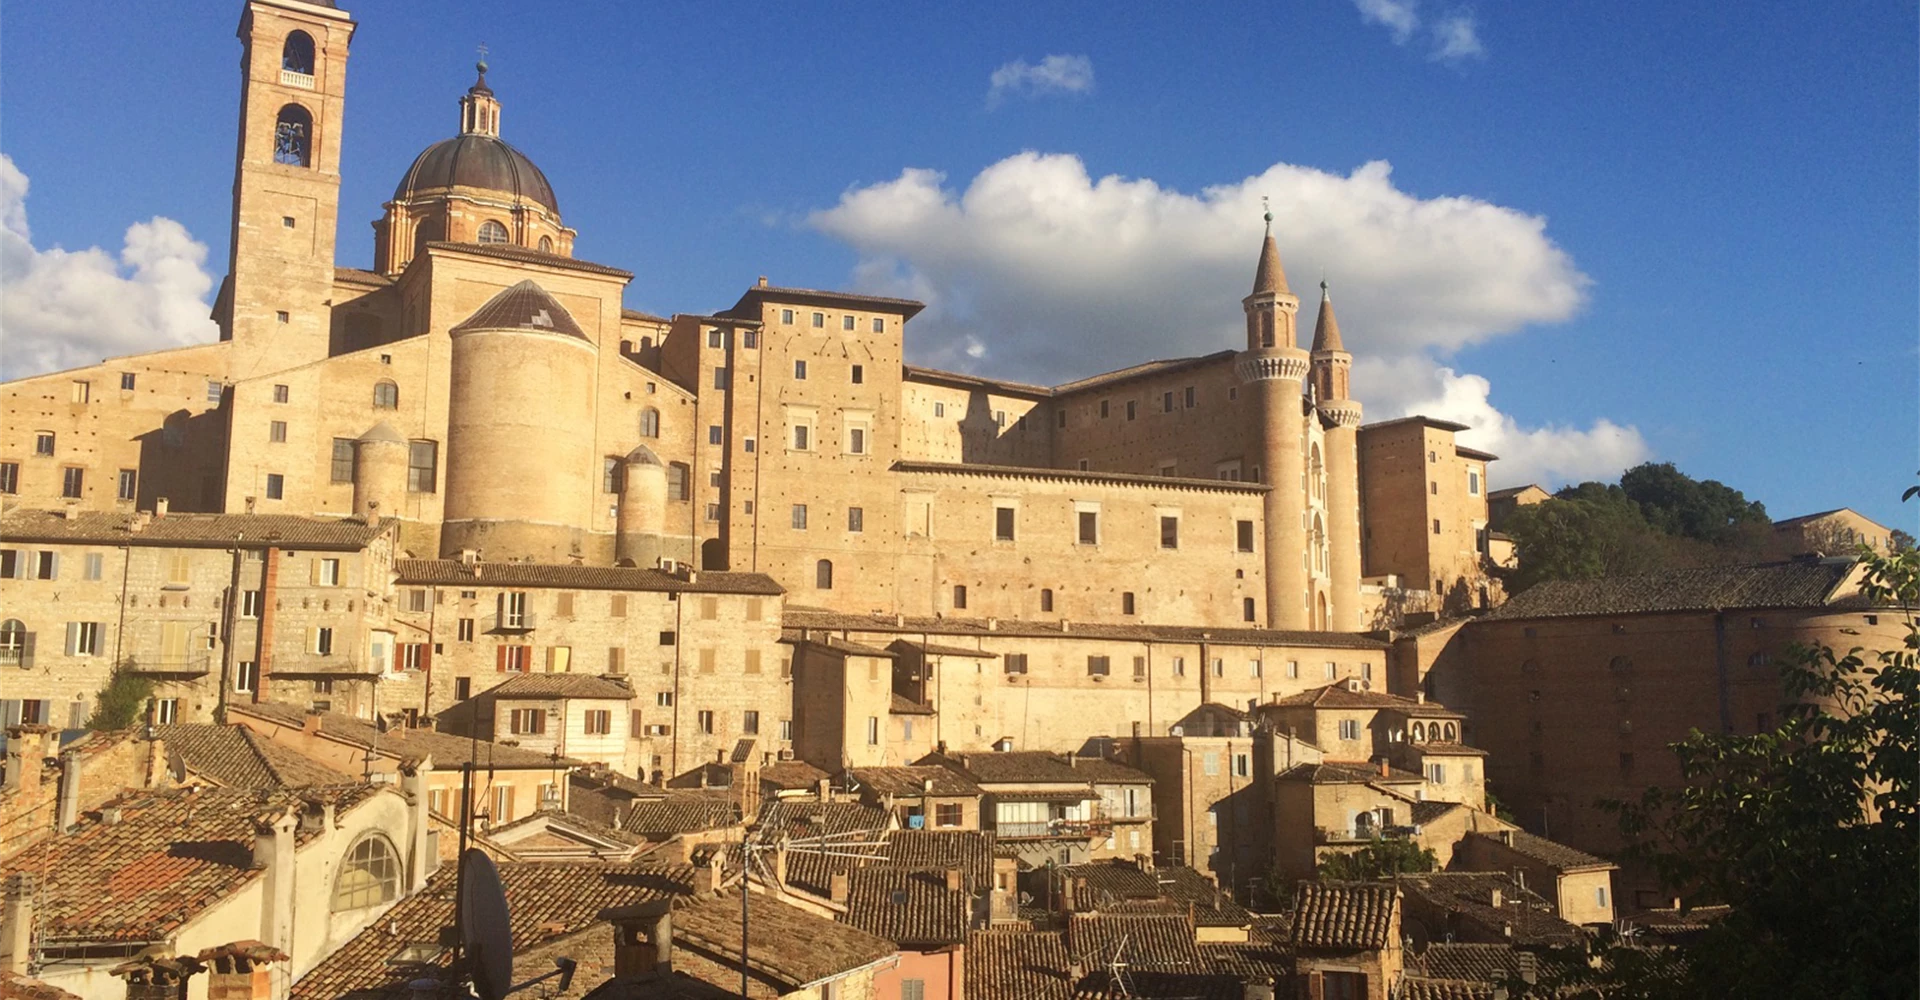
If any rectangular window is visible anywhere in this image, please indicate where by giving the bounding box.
[608,647,626,673]
[1433,519,1442,534]
[953,585,968,610]
[603,457,623,493]
[1005,653,1029,675]
[698,710,715,734]
[744,649,762,674]
[493,785,516,824]
[866,716,880,746]
[120,372,137,391]
[1202,752,1220,776]
[1325,661,1337,679]
[704,503,721,521]
[782,308,794,324]
[1132,656,1147,679]
[584,709,612,735]
[610,594,628,618]
[708,425,724,445]
[1087,655,1110,676]
[1468,470,1481,495]
[697,649,715,675]
[1339,719,1361,740]
[0,463,16,494]
[699,596,718,620]
[458,618,476,642]
[31,551,55,580]
[313,627,334,656]
[1212,658,1225,677]
[795,359,809,379]
[742,330,757,349]
[273,384,290,404]
[657,691,675,707]
[1078,511,1098,545]
[242,590,264,618]
[934,803,962,828]
[1184,386,1196,408]
[399,643,427,671]
[454,677,472,700]
[235,660,259,693]
[667,463,689,501]
[1125,400,1137,420]
[743,438,755,453]
[269,420,288,443]
[839,314,855,331]
[498,645,528,672]
[851,364,864,384]
[1160,515,1179,549]
[901,981,926,1000]
[707,328,724,349]
[1099,400,1110,418]
[61,467,84,499]
[330,438,355,483]
[791,504,808,529]
[1121,592,1135,615]
[995,507,1016,541]
[659,630,677,646]
[871,317,885,333]
[1427,763,1446,784]
[500,591,529,628]
[65,622,102,656]
[849,427,866,454]
[1287,660,1299,679]
[408,440,438,492]
[742,710,760,735]
[34,433,54,456]
[317,558,340,586]
[1163,391,1175,412]
[154,698,178,724]
[509,709,547,735]
[1250,660,1263,678]
[793,424,810,450]
[206,380,223,403]
[117,469,138,501]
[847,507,864,532]
[83,553,103,580]
[1172,656,1185,676]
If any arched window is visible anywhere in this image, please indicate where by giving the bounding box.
[1040,588,1054,613]
[1443,723,1457,741]
[273,104,313,167]
[640,408,660,439]
[815,559,833,590]
[372,380,399,409]
[0,621,25,667]
[1310,444,1324,500]
[281,31,315,75]
[332,834,400,911]
[538,236,554,253]
[477,220,509,244]
[1410,722,1426,742]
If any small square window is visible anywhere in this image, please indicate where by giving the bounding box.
[273,384,290,403]
[933,402,945,418]
[269,420,287,443]
[791,504,808,529]
[842,315,855,331]
[795,360,808,380]
[848,507,864,532]
[34,432,54,456]
[812,312,825,328]
[207,381,223,402]
[742,330,757,349]
[852,364,864,384]
[265,473,284,499]
[709,425,724,445]
[120,372,137,390]
[743,438,756,453]
[281,216,296,228]
[782,308,795,324]
[275,311,289,324]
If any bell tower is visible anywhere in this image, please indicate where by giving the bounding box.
[1235,209,1313,630]
[218,0,356,375]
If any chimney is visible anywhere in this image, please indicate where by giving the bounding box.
[3,725,48,793]
[401,763,436,891]
[252,807,299,954]
[129,511,152,533]
[1378,759,1390,778]
[145,733,170,789]
[945,868,962,892]
[1416,691,1426,704]
[773,844,789,887]
[111,954,203,1000]
[817,777,831,802]
[1497,829,1514,847]
[692,859,720,896]
[986,617,999,631]
[2,874,34,973]
[56,747,83,834]
[301,712,322,735]
[607,900,674,978]
[757,276,769,288]
[1065,751,1077,768]
[829,871,850,905]
[297,798,335,834]
[198,941,289,1000]
[155,497,170,517]
[364,501,380,529]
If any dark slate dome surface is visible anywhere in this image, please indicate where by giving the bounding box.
[449,280,587,339]
[393,134,558,214]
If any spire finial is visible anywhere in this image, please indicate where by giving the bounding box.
[476,43,489,76]
[1261,196,1273,232]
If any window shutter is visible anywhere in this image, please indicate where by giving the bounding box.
[496,645,508,672]
[65,623,79,656]
[0,701,19,728]
[20,632,34,669]
[47,553,58,579]
[393,643,402,672]
[309,559,321,586]
[419,643,432,674]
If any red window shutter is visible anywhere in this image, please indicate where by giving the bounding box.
[419,643,432,674]
[393,643,402,672]
[496,645,507,672]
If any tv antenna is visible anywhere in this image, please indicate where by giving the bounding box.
[732,804,889,998]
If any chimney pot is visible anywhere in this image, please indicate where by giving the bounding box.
[945,868,962,892]
[1489,887,1503,907]
[1379,759,1389,777]
[829,871,850,904]
[757,276,769,288]
[56,747,82,834]
[155,498,170,517]
[608,900,674,978]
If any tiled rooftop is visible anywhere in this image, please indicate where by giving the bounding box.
[1401,978,1496,1000]
[157,725,357,789]
[3,785,380,945]
[842,868,972,947]
[622,796,741,837]
[1058,861,1252,928]
[482,674,636,701]
[1291,881,1399,951]
[964,930,1074,1000]
[1067,913,1206,973]
[395,559,783,595]
[1260,682,1461,715]
[1395,872,1583,947]
[232,703,578,770]
[1484,559,1859,620]
[918,749,1148,786]
[423,240,633,278]
[1275,762,1424,785]
[1413,942,1538,985]
[846,765,981,798]
[880,830,995,893]
[1465,829,1613,872]
[292,861,693,1000]
[673,889,897,991]
[0,509,386,550]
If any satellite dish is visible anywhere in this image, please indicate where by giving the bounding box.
[460,848,513,1000]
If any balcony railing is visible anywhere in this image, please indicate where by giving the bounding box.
[280,69,315,89]
[995,818,1115,841]
[1317,825,1419,846]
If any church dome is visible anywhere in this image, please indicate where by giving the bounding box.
[392,133,558,214]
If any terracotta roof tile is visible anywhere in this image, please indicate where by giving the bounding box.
[1275,762,1424,785]
[1290,881,1399,950]
[158,725,357,788]
[895,459,1268,496]
[1,509,386,550]
[1395,872,1582,947]
[965,929,1075,1000]
[231,703,578,770]
[1066,913,1206,973]
[292,861,693,1000]
[622,797,741,837]
[918,750,1144,786]
[1412,942,1537,984]
[1059,862,1251,927]
[424,241,633,278]
[673,889,897,989]
[1401,978,1497,1000]
[842,868,972,946]
[751,801,892,896]
[846,766,981,798]
[758,760,830,790]
[880,830,995,892]
[448,280,588,339]
[1484,559,1859,620]
[1259,682,1460,714]
[483,674,636,701]
[395,559,783,595]
[729,284,925,319]
[0,972,84,1000]
[3,785,381,945]
[1464,829,1613,872]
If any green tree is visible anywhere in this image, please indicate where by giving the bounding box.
[1316,837,1437,880]
[1618,462,1769,544]
[1890,528,1915,553]
[1501,495,1666,592]
[1527,548,1918,999]
[84,659,154,730]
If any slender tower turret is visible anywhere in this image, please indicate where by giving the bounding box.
[1311,282,1364,630]
[1235,211,1312,629]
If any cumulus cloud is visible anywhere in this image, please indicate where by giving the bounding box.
[1352,0,1487,63]
[0,154,219,380]
[987,55,1095,107]
[809,150,1645,487]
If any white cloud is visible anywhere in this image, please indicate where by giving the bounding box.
[987,55,1095,107]
[0,154,219,380]
[1352,0,1487,63]
[1429,12,1485,63]
[1355,0,1421,44]
[809,150,1644,487]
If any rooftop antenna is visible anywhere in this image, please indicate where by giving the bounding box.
[734,804,889,998]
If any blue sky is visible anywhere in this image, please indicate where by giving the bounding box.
[2,0,1914,527]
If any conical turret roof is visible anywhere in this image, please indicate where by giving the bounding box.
[448,280,587,339]
[357,421,406,445]
[1311,282,1345,353]
[1251,229,1291,297]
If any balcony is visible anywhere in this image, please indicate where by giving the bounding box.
[125,655,213,677]
[280,69,315,89]
[485,612,539,635]
[1317,825,1419,846]
[995,817,1115,841]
